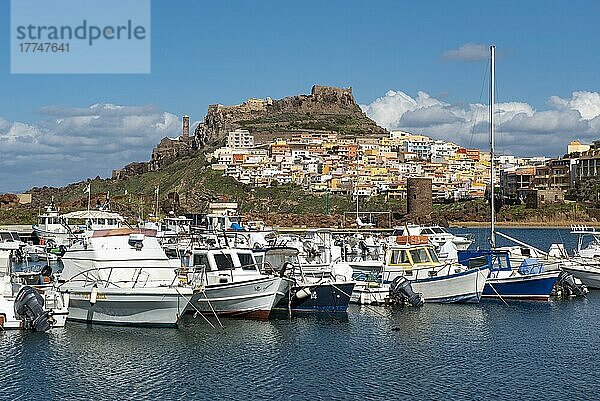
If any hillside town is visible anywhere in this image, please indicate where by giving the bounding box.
[206,125,597,207]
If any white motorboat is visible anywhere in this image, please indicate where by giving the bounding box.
[253,246,355,313]
[571,225,600,259]
[391,225,473,251]
[34,206,125,247]
[58,228,192,327]
[0,255,69,330]
[185,247,292,319]
[351,236,488,305]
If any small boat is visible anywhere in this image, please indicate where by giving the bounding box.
[185,247,292,319]
[561,226,600,288]
[458,250,559,301]
[33,205,125,247]
[58,228,192,327]
[253,246,355,313]
[391,225,473,251]
[560,259,600,289]
[463,46,564,302]
[351,236,488,304]
[0,255,69,330]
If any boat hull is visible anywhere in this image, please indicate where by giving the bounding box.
[189,277,291,319]
[275,282,355,313]
[350,283,389,305]
[411,268,489,304]
[483,271,559,300]
[64,287,191,327]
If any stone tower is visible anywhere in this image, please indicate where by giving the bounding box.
[407,177,432,220]
[182,114,190,141]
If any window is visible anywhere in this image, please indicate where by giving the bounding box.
[214,254,234,270]
[428,249,439,263]
[237,253,256,270]
[390,249,410,264]
[193,254,210,270]
[409,248,430,264]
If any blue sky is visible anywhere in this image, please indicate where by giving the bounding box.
[1,0,600,191]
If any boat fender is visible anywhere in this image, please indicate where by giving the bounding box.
[14,286,51,331]
[90,285,98,305]
[294,287,312,300]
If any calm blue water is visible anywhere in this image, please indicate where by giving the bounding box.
[2,228,600,401]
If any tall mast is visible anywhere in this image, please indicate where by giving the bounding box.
[489,45,496,248]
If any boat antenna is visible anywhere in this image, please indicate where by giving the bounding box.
[489,44,496,248]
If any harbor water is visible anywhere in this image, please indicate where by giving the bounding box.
[2,228,600,401]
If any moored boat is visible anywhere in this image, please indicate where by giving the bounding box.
[352,236,488,305]
[459,250,560,301]
[185,247,292,319]
[58,228,192,327]
[253,246,355,313]
[0,255,69,330]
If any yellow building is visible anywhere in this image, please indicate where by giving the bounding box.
[568,140,590,154]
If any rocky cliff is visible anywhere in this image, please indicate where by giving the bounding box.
[196,85,387,145]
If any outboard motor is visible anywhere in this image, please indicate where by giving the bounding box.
[389,276,424,307]
[14,286,51,331]
[555,271,588,298]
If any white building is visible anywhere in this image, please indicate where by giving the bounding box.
[431,140,459,160]
[404,135,433,160]
[226,129,254,149]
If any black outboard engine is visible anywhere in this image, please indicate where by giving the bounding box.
[14,286,51,331]
[555,271,588,298]
[389,276,424,306]
[40,264,53,279]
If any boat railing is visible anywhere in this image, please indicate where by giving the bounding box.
[570,225,600,235]
[58,265,179,289]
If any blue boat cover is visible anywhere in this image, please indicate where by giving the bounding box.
[518,258,544,275]
[230,222,243,231]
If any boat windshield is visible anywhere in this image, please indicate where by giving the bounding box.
[40,217,59,225]
[428,249,439,263]
[193,254,210,270]
[409,248,430,264]
[0,232,13,241]
[264,251,298,270]
[390,249,410,264]
[214,253,235,270]
[237,252,256,271]
[431,227,446,234]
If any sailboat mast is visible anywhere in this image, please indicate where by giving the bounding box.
[490,45,496,248]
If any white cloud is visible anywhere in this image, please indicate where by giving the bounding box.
[0,104,182,192]
[442,43,489,62]
[548,91,600,120]
[361,90,600,156]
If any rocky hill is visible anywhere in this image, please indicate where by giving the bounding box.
[196,85,387,146]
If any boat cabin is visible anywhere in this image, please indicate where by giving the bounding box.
[253,247,300,275]
[164,216,192,235]
[188,248,263,285]
[380,243,455,281]
[0,231,25,251]
[387,244,441,269]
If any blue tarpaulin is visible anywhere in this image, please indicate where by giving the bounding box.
[518,258,544,275]
[230,222,243,231]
